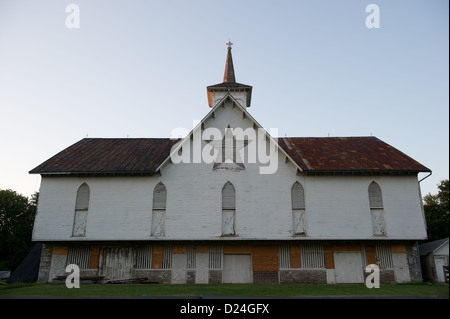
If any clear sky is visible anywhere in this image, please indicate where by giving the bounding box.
[0,0,448,198]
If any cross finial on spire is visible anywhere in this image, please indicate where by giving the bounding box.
[223,41,235,83]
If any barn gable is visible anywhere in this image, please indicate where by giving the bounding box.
[156,92,301,176]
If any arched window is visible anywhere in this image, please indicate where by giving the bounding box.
[292,182,306,235]
[151,182,166,237]
[368,181,386,236]
[72,183,90,237]
[222,182,236,235]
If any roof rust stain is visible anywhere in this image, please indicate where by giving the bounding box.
[29,138,179,175]
[279,136,430,173]
[29,136,430,175]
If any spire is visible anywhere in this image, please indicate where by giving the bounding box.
[206,42,252,108]
[223,41,236,83]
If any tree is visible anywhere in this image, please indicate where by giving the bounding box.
[423,180,449,242]
[0,189,38,271]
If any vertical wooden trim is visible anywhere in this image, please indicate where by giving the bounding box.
[365,245,377,265]
[89,246,100,269]
[173,245,187,254]
[290,245,301,268]
[152,245,163,269]
[223,244,251,253]
[52,245,68,255]
[196,244,208,253]
[333,244,361,252]
[391,244,406,253]
[323,245,334,269]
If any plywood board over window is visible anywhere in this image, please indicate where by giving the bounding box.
[222,182,236,236]
[292,182,306,235]
[252,245,279,271]
[152,182,166,237]
[72,183,90,237]
[368,182,387,236]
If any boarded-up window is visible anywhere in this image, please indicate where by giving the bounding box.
[135,245,153,269]
[72,183,90,237]
[375,244,393,269]
[152,182,166,237]
[279,244,291,269]
[187,245,196,269]
[153,182,167,209]
[162,244,172,269]
[292,182,306,235]
[66,245,91,269]
[368,182,386,236]
[300,244,325,269]
[209,244,223,269]
[222,182,236,235]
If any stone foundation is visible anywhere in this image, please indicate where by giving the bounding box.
[280,269,327,284]
[134,269,171,284]
[209,270,222,284]
[253,271,279,284]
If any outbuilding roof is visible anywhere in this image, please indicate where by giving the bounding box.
[419,238,449,256]
[29,136,430,176]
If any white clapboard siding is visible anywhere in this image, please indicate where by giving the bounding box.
[32,103,427,241]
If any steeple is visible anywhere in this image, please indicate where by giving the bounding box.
[206,42,253,108]
[223,41,236,83]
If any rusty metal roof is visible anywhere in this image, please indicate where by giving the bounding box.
[278,136,430,174]
[29,138,178,176]
[29,136,430,176]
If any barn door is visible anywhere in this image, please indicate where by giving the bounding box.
[99,247,135,282]
[434,257,447,283]
[393,253,410,283]
[223,254,252,283]
[171,254,187,284]
[195,253,209,284]
[334,252,364,283]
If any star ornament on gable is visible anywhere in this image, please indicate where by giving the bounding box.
[206,127,250,171]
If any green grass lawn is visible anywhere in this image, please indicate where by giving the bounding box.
[0,282,448,298]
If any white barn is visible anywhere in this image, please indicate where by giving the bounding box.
[30,44,431,284]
